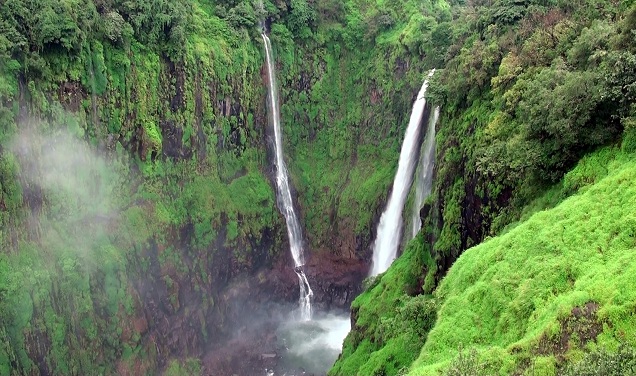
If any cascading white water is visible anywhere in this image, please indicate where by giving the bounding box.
[370,70,435,276]
[411,107,439,239]
[261,33,313,320]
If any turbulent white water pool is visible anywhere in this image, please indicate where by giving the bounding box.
[274,314,351,375]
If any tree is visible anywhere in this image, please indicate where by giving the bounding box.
[226,1,257,29]
[285,0,315,36]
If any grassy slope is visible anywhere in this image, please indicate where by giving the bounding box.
[409,150,636,374]
[331,149,636,375]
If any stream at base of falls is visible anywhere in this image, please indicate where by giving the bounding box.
[273,313,350,375]
[204,307,350,375]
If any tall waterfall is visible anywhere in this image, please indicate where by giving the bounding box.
[261,33,313,320]
[370,70,435,276]
[411,107,439,239]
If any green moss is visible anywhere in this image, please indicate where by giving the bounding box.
[143,120,163,151]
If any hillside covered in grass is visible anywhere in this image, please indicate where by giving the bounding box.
[332,148,636,375]
[411,148,636,374]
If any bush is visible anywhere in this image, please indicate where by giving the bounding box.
[380,295,436,342]
[285,0,315,36]
[622,115,636,153]
[445,347,487,376]
[561,345,636,376]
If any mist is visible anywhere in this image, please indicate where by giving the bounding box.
[9,126,126,266]
[1,121,353,376]
[275,313,351,375]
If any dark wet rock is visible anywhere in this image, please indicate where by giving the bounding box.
[160,119,192,160]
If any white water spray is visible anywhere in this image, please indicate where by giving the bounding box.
[261,33,313,320]
[276,314,351,374]
[411,107,439,239]
[370,70,435,276]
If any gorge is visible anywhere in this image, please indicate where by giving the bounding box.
[1,0,636,375]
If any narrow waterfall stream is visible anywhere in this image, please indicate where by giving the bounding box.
[370,70,435,276]
[261,32,350,376]
[261,33,314,320]
[411,107,439,239]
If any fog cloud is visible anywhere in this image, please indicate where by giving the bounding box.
[9,124,126,265]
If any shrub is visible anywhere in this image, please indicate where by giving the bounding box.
[561,345,636,376]
[445,347,487,376]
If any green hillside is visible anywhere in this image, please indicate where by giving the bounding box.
[411,149,636,374]
[332,0,636,373]
[332,148,636,375]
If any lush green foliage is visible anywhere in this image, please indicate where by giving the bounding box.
[421,0,636,289]
[409,151,636,375]
[333,2,636,371]
[0,0,456,372]
[2,0,636,374]
[269,0,454,247]
[0,0,284,373]
[335,147,636,375]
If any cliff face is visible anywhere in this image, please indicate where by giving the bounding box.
[0,1,430,374]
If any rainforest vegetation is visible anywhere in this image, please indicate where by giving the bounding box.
[0,0,635,374]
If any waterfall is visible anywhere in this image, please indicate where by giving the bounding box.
[370,70,435,277]
[411,107,439,239]
[261,33,313,320]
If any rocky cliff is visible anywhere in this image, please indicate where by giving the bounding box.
[0,0,432,374]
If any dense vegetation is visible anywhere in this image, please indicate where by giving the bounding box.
[0,0,282,373]
[0,0,455,373]
[271,0,454,248]
[333,148,636,375]
[1,0,635,374]
[426,0,636,284]
[412,148,636,375]
[332,0,636,374]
